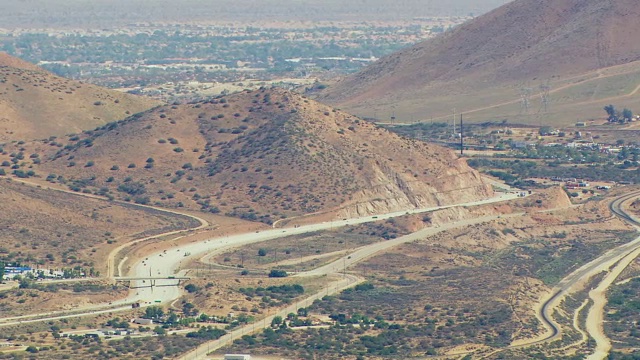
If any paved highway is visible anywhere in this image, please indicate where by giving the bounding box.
[0,190,522,334]
[178,212,524,360]
[128,192,522,309]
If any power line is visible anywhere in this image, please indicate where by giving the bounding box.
[539,81,551,113]
[520,87,532,115]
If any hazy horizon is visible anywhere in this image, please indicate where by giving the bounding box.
[1,0,513,28]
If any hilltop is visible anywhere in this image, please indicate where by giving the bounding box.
[320,0,640,125]
[11,88,492,223]
[0,52,160,141]
[0,53,42,72]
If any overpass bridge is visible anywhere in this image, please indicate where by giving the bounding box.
[114,277,190,281]
[113,277,190,288]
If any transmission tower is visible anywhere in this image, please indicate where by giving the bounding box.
[520,87,532,114]
[539,82,551,113]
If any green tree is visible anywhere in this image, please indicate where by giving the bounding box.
[271,316,283,327]
[182,302,197,316]
[184,283,199,293]
[623,108,634,121]
[605,104,618,122]
[166,312,178,325]
[539,126,553,136]
[145,306,164,320]
[268,269,288,278]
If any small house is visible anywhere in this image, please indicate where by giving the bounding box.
[132,318,153,325]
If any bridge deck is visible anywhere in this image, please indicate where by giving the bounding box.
[114,277,190,281]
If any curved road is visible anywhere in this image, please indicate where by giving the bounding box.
[585,191,640,360]
[129,192,522,310]
[178,213,525,360]
[8,179,640,360]
[510,190,640,357]
[0,190,521,328]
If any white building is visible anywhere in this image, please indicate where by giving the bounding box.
[224,355,251,360]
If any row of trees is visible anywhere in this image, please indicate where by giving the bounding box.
[604,105,634,123]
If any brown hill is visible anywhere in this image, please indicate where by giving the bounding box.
[320,0,640,125]
[0,52,42,71]
[0,52,160,141]
[12,88,492,223]
[0,178,195,272]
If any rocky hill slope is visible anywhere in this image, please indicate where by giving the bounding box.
[10,88,493,223]
[0,52,159,141]
[320,0,640,125]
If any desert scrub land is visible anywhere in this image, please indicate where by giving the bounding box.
[0,178,199,273]
[0,281,127,317]
[0,333,214,360]
[176,271,336,322]
[221,195,636,359]
[605,262,640,352]
[213,219,414,272]
[223,278,515,359]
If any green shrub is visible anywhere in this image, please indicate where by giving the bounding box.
[269,270,288,278]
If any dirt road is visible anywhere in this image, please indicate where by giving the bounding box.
[509,190,640,359]
[584,191,640,360]
[585,245,640,360]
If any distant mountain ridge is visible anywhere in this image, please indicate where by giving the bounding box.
[320,0,640,125]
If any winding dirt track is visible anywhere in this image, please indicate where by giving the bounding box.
[584,191,640,360]
[508,190,640,359]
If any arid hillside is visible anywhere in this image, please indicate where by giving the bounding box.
[11,88,492,223]
[0,178,197,273]
[320,0,640,125]
[0,52,42,72]
[0,52,160,141]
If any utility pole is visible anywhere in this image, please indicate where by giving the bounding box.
[343,257,346,279]
[452,108,456,136]
[460,114,464,156]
